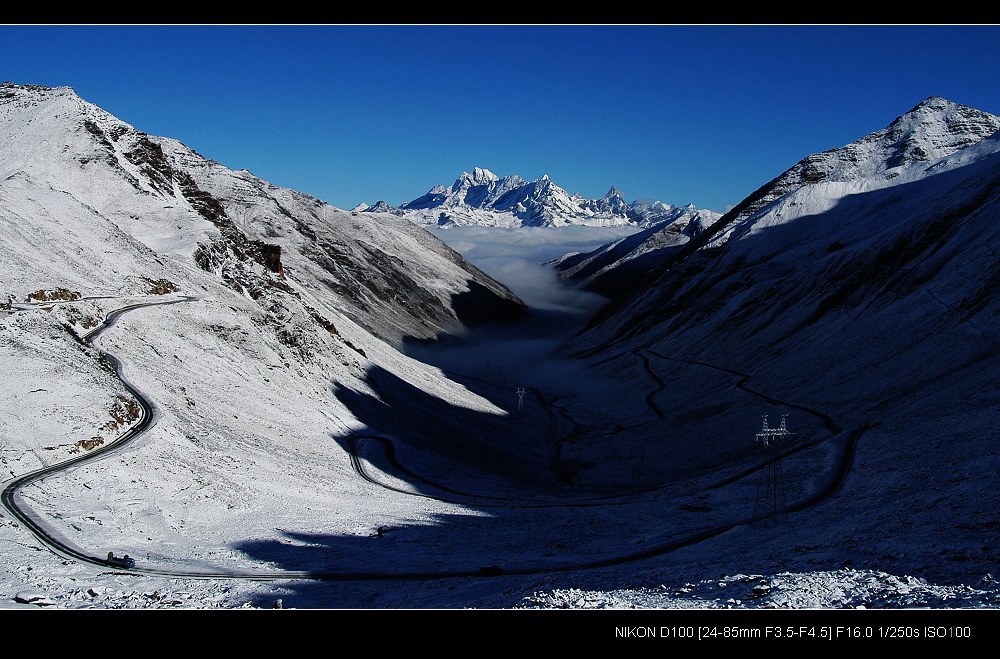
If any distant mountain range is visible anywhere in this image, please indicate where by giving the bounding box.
[353,167,716,229]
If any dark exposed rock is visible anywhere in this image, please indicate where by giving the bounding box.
[27,288,81,302]
[143,278,179,295]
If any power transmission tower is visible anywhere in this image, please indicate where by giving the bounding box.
[516,387,526,412]
[752,414,793,524]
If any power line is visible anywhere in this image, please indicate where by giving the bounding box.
[752,414,793,524]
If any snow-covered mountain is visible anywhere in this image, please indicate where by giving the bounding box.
[573,94,1000,376]
[357,167,713,229]
[572,96,1000,358]
[695,96,1000,255]
[554,97,1000,603]
[0,83,525,345]
[352,200,401,215]
[0,83,547,606]
[559,96,1000,298]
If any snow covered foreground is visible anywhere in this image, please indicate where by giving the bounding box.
[521,570,1000,610]
[1,85,999,611]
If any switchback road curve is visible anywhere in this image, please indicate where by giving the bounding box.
[1,296,197,572]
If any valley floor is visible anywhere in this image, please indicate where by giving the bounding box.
[1,294,997,610]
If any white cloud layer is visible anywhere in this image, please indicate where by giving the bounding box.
[431,226,639,313]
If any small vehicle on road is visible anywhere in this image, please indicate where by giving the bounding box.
[107,552,135,569]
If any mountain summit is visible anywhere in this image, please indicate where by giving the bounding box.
[696,95,1000,249]
[567,95,1000,317]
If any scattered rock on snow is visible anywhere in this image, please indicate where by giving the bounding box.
[15,591,46,604]
[15,591,56,606]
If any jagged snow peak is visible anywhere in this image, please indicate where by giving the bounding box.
[555,96,1000,298]
[356,167,715,229]
[458,166,500,187]
[703,96,1000,248]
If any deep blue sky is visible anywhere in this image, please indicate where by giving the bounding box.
[2,25,998,211]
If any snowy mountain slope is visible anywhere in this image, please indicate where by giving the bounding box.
[578,96,1000,333]
[0,83,556,606]
[0,83,525,345]
[157,140,526,342]
[360,167,714,229]
[0,82,533,466]
[698,96,1000,249]
[551,101,1000,601]
[553,205,721,296]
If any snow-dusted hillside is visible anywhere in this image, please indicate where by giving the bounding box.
[0,83,544,607]
[553,205,721,296]
[358,166,714,229]
[0,84,525,345]
[545,97,1000,607]
[697,96,1000,250]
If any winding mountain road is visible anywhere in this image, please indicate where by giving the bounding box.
[639,349,850,491]
[341,348,868,576]
[1,296,197,572]
[348,434,658,508]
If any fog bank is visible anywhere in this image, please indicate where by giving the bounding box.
[407,226,642,398]
[432,225,639,314]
